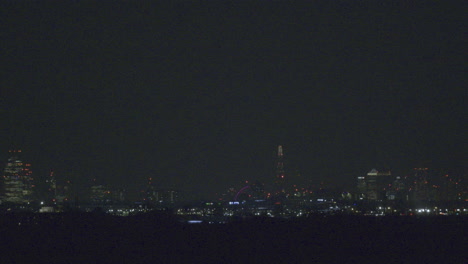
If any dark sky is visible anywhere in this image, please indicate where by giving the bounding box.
[1,1,466,200]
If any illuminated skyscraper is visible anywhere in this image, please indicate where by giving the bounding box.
[274,145,286,194]
[1,150,35,204]
[357,169,392,200]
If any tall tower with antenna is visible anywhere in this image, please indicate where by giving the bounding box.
[274,145,286,193]
[46,169,57,203]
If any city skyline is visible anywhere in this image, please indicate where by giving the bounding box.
[1,148,464,203]
[1,1,465,200]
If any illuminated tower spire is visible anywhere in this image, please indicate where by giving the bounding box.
[275,145,285,193]
[46,169,57,203]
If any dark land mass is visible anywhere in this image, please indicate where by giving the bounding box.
[0,212,465,264]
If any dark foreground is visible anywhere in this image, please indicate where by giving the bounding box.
[0,213,466,264]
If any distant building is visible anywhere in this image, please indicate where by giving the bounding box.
[45,170,57,203]
[440,173,462,201]
[385,176,406,201]
[274,145,286,194]
[1,150,35,204]
[412,168,430,201]
[216,187,237,201]
[145,176,179,204]
[113,188,126,203]
[147,189,179,204]
[55,178,75,204]
[90,184,111,205]
[357,169,393,201]
[250,180,266,200]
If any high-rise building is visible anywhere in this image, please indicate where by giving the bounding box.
[250,180,265,200]
[356,176,367,200]
[356,169,392,200]
[274,145,286,194]
[413,168,430,201]
[1,150,35,204]
[440,173,462,201]
[113,188,126,203]
[147,188,179,204]
[385,176,406,201]
[90,184,111,205]
[46,169,57,203]
[145,177,179,204]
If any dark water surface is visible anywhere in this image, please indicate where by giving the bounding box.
[0,213,465,263]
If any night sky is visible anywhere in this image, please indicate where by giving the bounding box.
[1,1,466,200]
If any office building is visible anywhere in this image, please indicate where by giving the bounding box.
[1,150,35,204]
